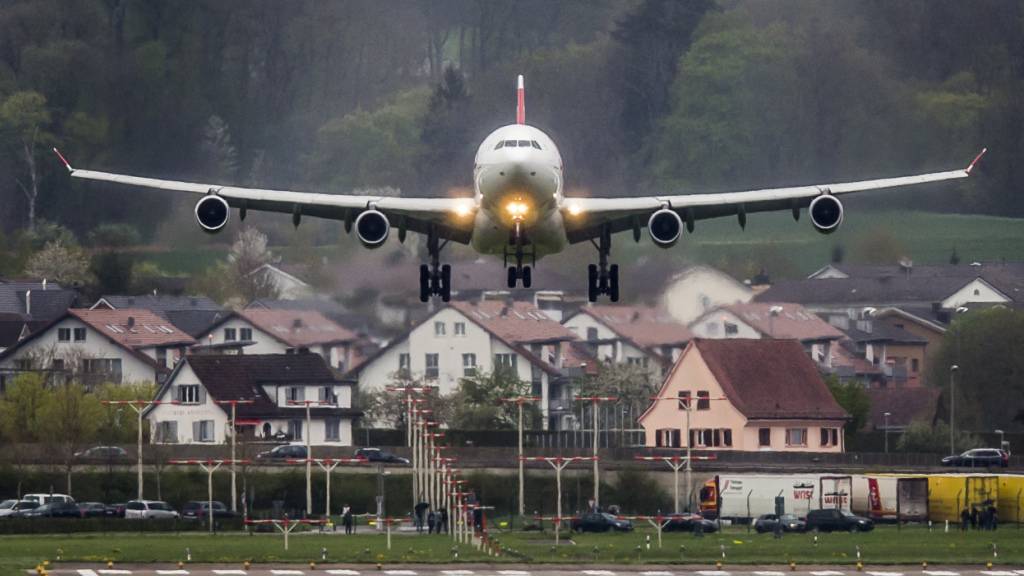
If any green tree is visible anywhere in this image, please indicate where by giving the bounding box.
[825,375,870,437]
[38,382,103,495]
[450,370,539,430]
[0,373,47,444]
[897,419,980,454]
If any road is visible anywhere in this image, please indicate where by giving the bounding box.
[33,565,1024,576]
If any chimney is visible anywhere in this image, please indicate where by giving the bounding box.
[24,290,31,316]
[292,318,303,330]
[41,279,47,291]
[127,316,136,329]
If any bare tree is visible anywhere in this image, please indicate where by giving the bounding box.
[25,240,93,287]
[228,226,281,303]
[0,91,53,231]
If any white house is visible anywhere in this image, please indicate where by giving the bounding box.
[198,309,358,372]
[146,353,359,445]
[0,308,194,390]
[247,264,314,301]
[562,304,692,372]
[658,265,754,324]
[349,299,581,430]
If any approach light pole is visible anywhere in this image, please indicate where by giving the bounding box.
[635,455,717,514]
[102,399,179,501]
[288,457,369,517]
[520,456,597,545]
[287,399,332,515]
[214,399,255,513]
[949,365,959,456]
[501,396,539,517]
[575,395,617,508]
[648,393,726,511]
[168,458,250,532]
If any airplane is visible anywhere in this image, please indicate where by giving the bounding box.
[54,75,986,303]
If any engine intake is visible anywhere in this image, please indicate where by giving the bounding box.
[809,195,844,234]
[355,209,390,248]
[194,195,230,233]
[648,209,683,247]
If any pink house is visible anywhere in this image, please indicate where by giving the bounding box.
[639,339,848,453]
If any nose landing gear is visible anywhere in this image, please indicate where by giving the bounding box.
[419,228,451,302]
[587,226,619,302]
[505,220,534,288]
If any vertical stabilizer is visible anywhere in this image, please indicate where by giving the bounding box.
[516,74,525,125]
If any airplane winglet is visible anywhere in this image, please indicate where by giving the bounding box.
[53,147,73,172]
[966,147,987,175]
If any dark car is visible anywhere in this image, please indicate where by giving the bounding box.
[256,444,307,460]
[182,500,235,520]
[941,449,1009,468]
[571,512,633,533]
[754,513,806,533]
[78,502,107,518]
[105,503,126,518]
[19,501,82,518]
[354,447,409,465]
[74,446,129,460]
[662,513,719,533]
[805,508,874,533]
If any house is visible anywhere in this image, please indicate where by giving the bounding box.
[830,315,929,387]
[658,265,753,324]
[689,302,843,369]
[145,353,359,445]
[91,294,225,338]
[247,264,314,300]
[865,387,941,433]
[639,339,849,452]
[0,279,79,322]
[562,304,692,371]
[0,308,195,390]
[349,299,579,430]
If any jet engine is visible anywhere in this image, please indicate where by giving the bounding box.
[194,195,230,233]
[648,208,683,247]
[355,209,390,248]
[809,195,844,234]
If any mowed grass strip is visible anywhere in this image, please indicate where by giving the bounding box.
[0,526,1021,570]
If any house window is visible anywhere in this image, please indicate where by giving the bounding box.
[722,428,733,447]
[454,322,466,336]
[156,421,178,443]
[286,386,305,404]
[196,420,215,442]
[177,384,201,404]
[820,428,830,446]
[656,428,681,448]
[831,428,839,446]
[434,321,446,336]
[52,358,65,372]
[677,390,691,410]
[240,328,252,341]
[224,328,237,341]
[462,353,477,377]
[724,322,738,336]
[325,418,340,442]
[398,353,410,377]
[820,427,839,447]
[586,327,599,341]
[758,428,771,447]
[911,358,919,373]
[318,386,336,405]
[785,428,807,447]
[425,353,439,379]
[157,348,168,367]
[58,328,71,342]
[288,419,302,441]
[696,390,710,410]
[82,358,123,384]
[495,353,518,374]
[626,357,643,366]
[73,328,86,342]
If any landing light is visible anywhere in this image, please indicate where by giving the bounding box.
[567,202,583,217]
[506,201,529,218]
[454,201,473,218]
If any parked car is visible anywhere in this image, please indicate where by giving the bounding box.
[805,508,874,533]
[74,446,129,460]
[182,500,234,520]
[0,500,39,518]
[22,493,75,505]
[124,500,179,520]
[754,513,806,533]
[18,501,82,518]
[105,503,127,518]
[571,512,633,533]
[354,447,409,464]
[256,444,307,460]
[78,502,108,518]
[941,449,1009,468]
[662,513,719,533]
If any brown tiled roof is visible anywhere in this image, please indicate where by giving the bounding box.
[449,300,577,344]
[718,302,844,341]
[865,386,941,430]
[692,339,848,420]
[69,308,195,348]
[830,342,884,376]
[238,309,356,347]
[581,305,693,349]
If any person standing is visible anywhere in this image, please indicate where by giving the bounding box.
[414,498,429,533]
[427,509,437,534]
[439,507,449,534]
[960,507,970,531]
[342,505,354,535]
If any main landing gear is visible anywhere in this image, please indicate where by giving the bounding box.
[505,220,534,288]
[588,226,619,302]
[419,229,451,302]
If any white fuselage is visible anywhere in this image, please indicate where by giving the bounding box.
[470,124,567,259]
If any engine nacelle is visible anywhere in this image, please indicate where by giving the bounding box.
[648,208,683,247]
[355,209,390,248]
[194,195,230,233]
[809,194,844,234]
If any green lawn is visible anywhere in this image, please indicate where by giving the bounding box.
[1,525,1020,574]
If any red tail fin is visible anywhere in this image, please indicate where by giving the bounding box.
[516,75,525,124]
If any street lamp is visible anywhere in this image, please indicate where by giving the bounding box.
[949,365,959,456]
[995,429,1006,452]
[883,412,891,454]
[101,399,179,501]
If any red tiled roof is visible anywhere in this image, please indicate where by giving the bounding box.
[865,387,941,430]
[692,339,848,420]
[830,342,884,375]
[239,309,356,347]
[582,305,693,349]
[449,300,576,344]
[717,302,844,341]
[69,308,195,348]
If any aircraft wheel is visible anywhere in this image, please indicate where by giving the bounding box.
[609,264,620,302]
[587,264,599,302]
[507,266,518,288]
[419,265,430,303]
[440,264,452,302]
[522,266,532,288]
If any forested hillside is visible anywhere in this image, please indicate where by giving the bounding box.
[1,0,1021,241]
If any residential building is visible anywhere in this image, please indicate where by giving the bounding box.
[689,302,843,368]
[91,294,225,338]
[0,308,195,390]
[349,299,579,430]
[0,279,78,322]
[639,339,849,452]
[246,264,314,300]
[145,353,359,445]
[563,304,692,371]
[829,315,928,387]
[198,309,359,371]
[658,265,753,324]
[865,386,941,433]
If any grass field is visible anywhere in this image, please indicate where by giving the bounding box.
[1,526,1020,574]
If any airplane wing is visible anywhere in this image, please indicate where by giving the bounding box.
[54,149,477,243]
[561,149,986,243]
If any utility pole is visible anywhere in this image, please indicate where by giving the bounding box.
[287,399,331,516]
[288,457,369,517]
[410,407,433,507]
[575,395,617,508]
[500,396,539,517]
[635,455,716,514]
[102,399,179,501]
[168,458,249,532]
[214,399,255,513]
[949,365,959,456]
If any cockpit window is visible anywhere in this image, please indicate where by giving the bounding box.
[517,140,530,147]
[531,140,542,150]
[494,140,504,150]
[504,140,517,147]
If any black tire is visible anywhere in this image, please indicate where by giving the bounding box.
[440,264,452,302]
[507,266,518,288]
[419,265,430,302]
[575,525,584,533]
[847,524,857,533]
[609,264,620,302]
[522,266,532,288]
[587,264,599,302]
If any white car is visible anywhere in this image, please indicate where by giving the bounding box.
[0,499,39,518]
[125,500,179,520]
[23,493,74,505]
